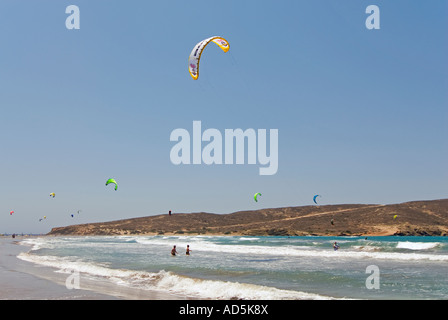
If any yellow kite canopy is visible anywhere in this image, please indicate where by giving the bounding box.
[188,36,229,80]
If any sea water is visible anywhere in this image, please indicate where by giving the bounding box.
[18,236,448,300]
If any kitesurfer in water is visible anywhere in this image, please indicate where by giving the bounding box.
[171,245,178,256]
[333,242,340,251]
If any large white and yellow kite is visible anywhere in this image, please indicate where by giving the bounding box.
[188,36,229,80]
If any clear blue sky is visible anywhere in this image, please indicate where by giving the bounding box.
[1,0,447,233]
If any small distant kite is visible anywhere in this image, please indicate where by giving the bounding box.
[10,210,14,215]
[313,195,321,205]
[188,36,229,80]
[106,178,118,191]
[49,193,55,198]
[393,215,398,220]
[254,193,262,202]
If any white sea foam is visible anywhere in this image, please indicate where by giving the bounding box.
[16,236,448,300]
[134,237,448,262]
[17,252,334,300]
[21,236,448,262]
[19,237,54,251]
[396,242,440,250]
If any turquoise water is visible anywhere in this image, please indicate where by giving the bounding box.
[19,236,448,299]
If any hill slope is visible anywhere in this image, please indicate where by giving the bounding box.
[47,199,448,237]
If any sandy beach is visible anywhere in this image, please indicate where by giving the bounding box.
[0,236,186,300]
[0,236,117,300]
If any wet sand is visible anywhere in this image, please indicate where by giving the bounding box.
[0,237,186,300]
[0,237,119,299]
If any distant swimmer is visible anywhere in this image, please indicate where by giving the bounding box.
[333,242,340,251]
[171,245,178,256]
[186,245,191,256]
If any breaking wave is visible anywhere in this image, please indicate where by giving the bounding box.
[17,252,333,300]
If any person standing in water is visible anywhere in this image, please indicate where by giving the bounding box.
[333,242,340,251]
[186,245,191,256]
[171,245,178,256]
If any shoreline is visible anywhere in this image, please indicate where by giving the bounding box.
[0,237,189,300]
[0,233,390,301]
[2,235,447,300]
[0,237,118,300]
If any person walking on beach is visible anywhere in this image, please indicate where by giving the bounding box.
[171,245,178,256]
[186,245,191,256]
